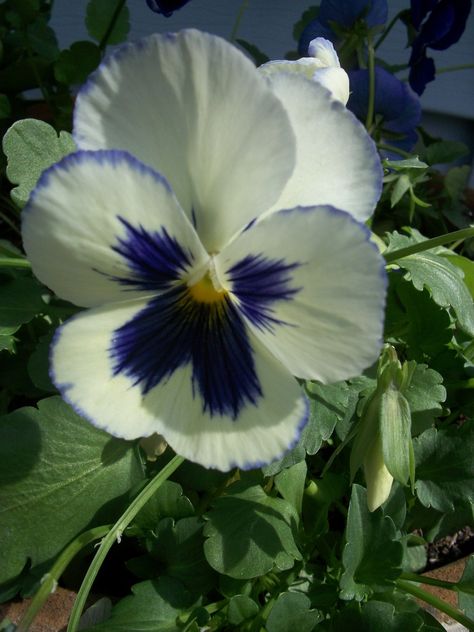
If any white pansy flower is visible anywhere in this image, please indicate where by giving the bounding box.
[22,30,385,471]
[259,37,350,104]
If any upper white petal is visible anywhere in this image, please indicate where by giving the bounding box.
[73,29,297,252]
[264,72,383,222]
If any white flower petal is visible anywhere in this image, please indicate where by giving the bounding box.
[308,38,341,67]
[265,72,383,222]
[22,150,208,307]
[73,29,296,251]
[51,301,308,471]
[216,205,387,383]
[311,67,350,105]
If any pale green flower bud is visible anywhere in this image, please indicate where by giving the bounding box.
[350,345,415,511]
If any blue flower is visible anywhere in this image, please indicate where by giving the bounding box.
[409,0,472,94]
[299,0,388,55]
[146,0,193,17]
[347,66,421,157]
[22,30,386,471]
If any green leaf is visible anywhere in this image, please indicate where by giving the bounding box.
[81,577,196,632]
[305,381,355,452]
[332,600,429,631]
[0,94,11,119]
[146,517,215,593]
[443,254,474,298]
[391,174,411,207]
[0,277,46,332]
[402,364,446,435]
[0,396,143,584]
[385,277,452,360]
[27,331,56,392]
[414,424,474,513]
[444,165,470,201]
[384,157,428,171]
[86,0,130,46]
[26,18,59,61]
[274,460,306,515]
[227,595,259,625]
[133,480,194,532]
[3,119,75,207]
[266,592,321,632]
[203,484,301,579]
[340,485,403,600]
[54,41,101,85]
[393,248,474,337]
[422,140,469,166]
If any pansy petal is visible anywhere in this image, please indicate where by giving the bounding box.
[22,150,208,307]
[311,67,350,105]
[73,29,296,252]
[216,205,387,383]
[265,73,383,222]
[51,301,308,471]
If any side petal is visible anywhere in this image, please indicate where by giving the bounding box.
[216,205,387,383]
[73,29,297,252]
[22,150,208,307]
[265,72,383,222]
[51,302,308,471]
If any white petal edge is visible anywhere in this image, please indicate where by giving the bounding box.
[51,301,308,471]
[22,150,208,307]
[216,205,387,383]
[73,29,297,251]
[264,72,383,222]
[311,67,350,105]
[308,38,341,67]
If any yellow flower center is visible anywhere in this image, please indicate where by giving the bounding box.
[188,271,227,304]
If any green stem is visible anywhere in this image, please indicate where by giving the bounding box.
[436,63,474,75]
[23,32,51,107]
[378,143,412,158]
[365,33,376,131]
[0,257,31,269]
[99,0,127,52]
[396,579,474,631]
[0,211,21,235]
[384,227,474,264]
[400,572,458,591]
[67,454,185,632]
[230,0,250,42]
[447,378,474,390]
[374,11,405,50]
[17,525,111,632]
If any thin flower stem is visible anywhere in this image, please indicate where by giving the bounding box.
[67,454,185,632]
[230,0,250,42]
[378,143,412,158]
[0,210,21,235]
[17,525,111,632]
[99,0,127,52]
[365,33,376,131]
[400,572,459,591]
[436,63,474,74]
[0,257,31,269]
[448,378,474,390]
[374,10,405,50]
[396,579,474,631]
[384,227,474,264]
